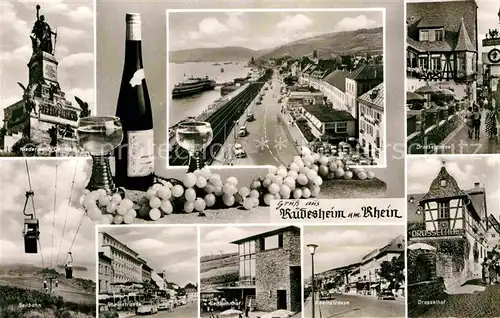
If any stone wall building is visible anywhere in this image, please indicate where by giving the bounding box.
[222,226,301,313]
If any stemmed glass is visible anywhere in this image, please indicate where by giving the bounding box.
[76,116,123,194]
[176,121,213,172]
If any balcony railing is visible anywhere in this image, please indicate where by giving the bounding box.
[218,279,256,288]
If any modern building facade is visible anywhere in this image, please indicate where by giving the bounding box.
[407,163,488,289]
[98,252,113,294]
[406,0,478,102]
[358,82,385,165]
[99,232,143,284]
[139,258,153,282]
[218,226,301,313]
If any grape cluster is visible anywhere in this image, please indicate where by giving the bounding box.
[80,147,376,224]
[80,188,135,225]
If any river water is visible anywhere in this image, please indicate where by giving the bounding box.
[167,62,251,126]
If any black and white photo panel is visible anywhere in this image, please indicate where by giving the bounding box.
[407,156,500,317]
[0,159,96,316]
[200,226,302,318]
[1,0,95,157]
[97,226,199,318]
[303,225,405,318]
[406,0,500,155]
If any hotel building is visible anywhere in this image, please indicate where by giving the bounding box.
[99,232,143,284]
[407,163,488,289]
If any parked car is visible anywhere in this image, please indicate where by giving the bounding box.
[233,143,247,158]
[247,112,255,121]
[378,290,396,300]
[239,126,248,137]
[137,301,158,315]
[98,305,119,318]
[157,301,170,311]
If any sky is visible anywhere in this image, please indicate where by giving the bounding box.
[477,0,500,53]
[0,158,96,280]
[98,227,198,287]
[303,225,404,278]
[0,0,95,122]
[200,226,285,256]
[407,156,500,219]
[168,10,383,51]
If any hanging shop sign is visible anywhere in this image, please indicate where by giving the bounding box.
[409,228,465,238]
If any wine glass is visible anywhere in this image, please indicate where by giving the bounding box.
[76,116,123,194]
[175,121,213,172]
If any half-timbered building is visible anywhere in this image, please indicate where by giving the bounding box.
[407,162,488,289]
[406,0,478,102]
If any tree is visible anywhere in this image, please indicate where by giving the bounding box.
[379,255,405,290]
[184,283,197,290]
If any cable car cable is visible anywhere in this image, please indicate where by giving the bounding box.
[38,239,45,268]
[63,210,85,265]
[50,162,58,269]
[24,160,36,218]
[55,160,79,268]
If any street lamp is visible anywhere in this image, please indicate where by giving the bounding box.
[307,243,318,318]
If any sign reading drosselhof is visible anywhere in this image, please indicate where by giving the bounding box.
[409,228,466,238]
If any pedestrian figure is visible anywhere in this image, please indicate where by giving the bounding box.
[490,260,497,285]
[245,306,250,317]
[465,107,474,139]
[485,105,498,140]
[473,105,482,140]
[482,257,488,284]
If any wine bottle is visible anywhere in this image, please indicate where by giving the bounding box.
[114,13,154,191]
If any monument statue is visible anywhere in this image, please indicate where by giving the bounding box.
[30,4,57,55]
[17,82,38,115]
[74,96,91,118]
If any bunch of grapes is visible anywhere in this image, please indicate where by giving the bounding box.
[254,146,376,205]
[80,188,136,224]
[80,147,376,224]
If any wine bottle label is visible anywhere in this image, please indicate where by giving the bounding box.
[129,69,145,87]
[127,129,154,177]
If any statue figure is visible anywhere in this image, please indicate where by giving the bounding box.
[17,82,38,115]
[74,96,91,118]
[47,126,58,147]
[49,83,60,101]
[30,4,57,55]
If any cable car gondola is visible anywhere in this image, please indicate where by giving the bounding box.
[65,252,73,279]
[22,190,39,254]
